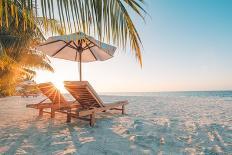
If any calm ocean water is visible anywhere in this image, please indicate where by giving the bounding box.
[100,90,232,98]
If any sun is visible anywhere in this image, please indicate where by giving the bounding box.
[52,79,66,93]
[35,70,68,93]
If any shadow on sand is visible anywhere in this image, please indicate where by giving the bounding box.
[1,112,147,154]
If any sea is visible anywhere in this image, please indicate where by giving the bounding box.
[0,91,231,154]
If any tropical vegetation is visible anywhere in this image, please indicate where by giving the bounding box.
[0,0,146,96]
[0,1,57,96]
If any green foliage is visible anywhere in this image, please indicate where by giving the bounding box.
[0,0,147,96]
[0,0,55,96]
[1,0,147,65]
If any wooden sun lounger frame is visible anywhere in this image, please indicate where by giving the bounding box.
[26,82,80,122]
[64,81,129,126]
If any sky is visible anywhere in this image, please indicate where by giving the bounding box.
[35,0,232,92]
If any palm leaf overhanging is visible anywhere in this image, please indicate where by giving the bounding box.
[0,0,147,65]
[0,0,57,96]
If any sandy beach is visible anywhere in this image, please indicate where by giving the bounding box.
[0,93,231,154]
[1,0,232,154]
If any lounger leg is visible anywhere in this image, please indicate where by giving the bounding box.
[122,105,125,114]
[51,109,55,118]
[67,109,71,123]
[39,108,43,117]
[90,112,95,127]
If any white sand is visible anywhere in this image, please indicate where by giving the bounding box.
[0,94,231,154]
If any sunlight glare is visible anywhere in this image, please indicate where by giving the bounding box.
[35,70,68,93]
[52,79,66,93]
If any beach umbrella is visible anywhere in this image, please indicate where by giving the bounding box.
[36,32,116,81]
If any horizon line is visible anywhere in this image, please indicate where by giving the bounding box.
[98,90,232,93]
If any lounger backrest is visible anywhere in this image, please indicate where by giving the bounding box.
[64,81,104,109]
[37,82,68,108]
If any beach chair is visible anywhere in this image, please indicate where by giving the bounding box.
[64,81,128,126]
[26,82,80,122]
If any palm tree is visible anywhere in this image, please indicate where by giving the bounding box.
[1,0,147,65]
[0,0,147,96]
[0,49,53,96]
[0,1,58,96]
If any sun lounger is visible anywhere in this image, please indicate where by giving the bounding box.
[26,82,80,122]
[64,81,128,126]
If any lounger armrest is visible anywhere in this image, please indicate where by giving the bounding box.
[78,100,128,117]
[26,102,52,109]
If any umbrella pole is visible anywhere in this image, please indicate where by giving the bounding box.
[79,52,82,81]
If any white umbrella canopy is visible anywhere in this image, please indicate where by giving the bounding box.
[36,32,116,81]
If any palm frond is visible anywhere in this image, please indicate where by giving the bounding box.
[1,0,147,65]
[20,51,54,72]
